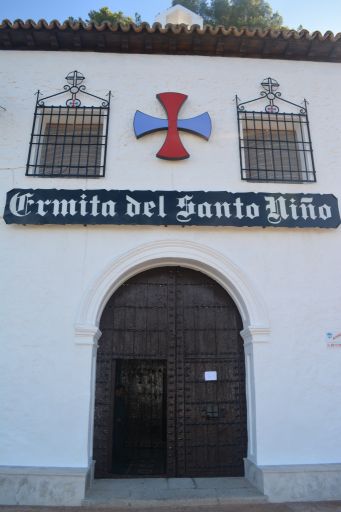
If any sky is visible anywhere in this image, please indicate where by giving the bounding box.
[1,0,341,34]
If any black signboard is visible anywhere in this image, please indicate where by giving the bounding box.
[4,189,340,228]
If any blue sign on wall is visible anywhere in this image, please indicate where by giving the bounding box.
[4,189,340,228]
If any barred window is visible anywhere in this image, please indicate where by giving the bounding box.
[28,107,107,177]
[26,71,110,178]
[237,78,316,183]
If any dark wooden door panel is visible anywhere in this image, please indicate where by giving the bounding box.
[112,359,166,476]
[94,267,247,478]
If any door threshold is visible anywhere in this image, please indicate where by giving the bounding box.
[84,477,267,507]
[100,473,168,479]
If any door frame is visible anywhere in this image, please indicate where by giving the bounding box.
[74,240,271,483]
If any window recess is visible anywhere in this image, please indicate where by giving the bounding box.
[26,71,110,178]
[236,78,316,183]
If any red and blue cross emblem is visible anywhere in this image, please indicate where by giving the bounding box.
[133,92,212,160]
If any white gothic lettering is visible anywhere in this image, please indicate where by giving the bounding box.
[4,189,339,229]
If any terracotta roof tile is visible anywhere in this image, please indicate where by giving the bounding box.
[1,19,341,61]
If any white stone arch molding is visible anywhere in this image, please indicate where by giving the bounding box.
[75,239,271,344]
[75,239,271,471]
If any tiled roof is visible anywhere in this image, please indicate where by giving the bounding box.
[1,19,341,62]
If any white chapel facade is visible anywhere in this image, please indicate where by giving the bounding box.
[1,6,341,506]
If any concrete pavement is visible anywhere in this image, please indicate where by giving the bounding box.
[1,477,341,511]
[82,477,266,507]
[1,502,341,511]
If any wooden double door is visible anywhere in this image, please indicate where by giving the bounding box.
[93,267,247,478]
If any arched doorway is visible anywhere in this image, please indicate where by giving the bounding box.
[93,266,247,478]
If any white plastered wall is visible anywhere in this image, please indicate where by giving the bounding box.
[0,50,341,489]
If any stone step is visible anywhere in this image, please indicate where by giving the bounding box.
[83,477,267,508]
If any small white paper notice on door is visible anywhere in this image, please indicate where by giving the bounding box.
[204,371,217,381]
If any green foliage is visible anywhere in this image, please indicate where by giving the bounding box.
[87,6,141,25]
[172,0,284,29]
[67,16,84,23]
[134,12,142,26]
[228,0,283,29]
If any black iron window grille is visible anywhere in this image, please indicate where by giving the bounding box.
[26,71,111,177]
[236,78,316,183]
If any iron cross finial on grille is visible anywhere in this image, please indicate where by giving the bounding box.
[134,92,212,160]
[236,77,307,115]
[65,70,86,107]
[35,71,110,108]
[260,77,280,113]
